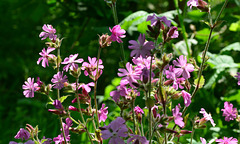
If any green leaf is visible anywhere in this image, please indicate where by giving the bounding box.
[187,10,206,21]
[111,77,121,86]
[204,68,224,89]
[174,39,197,56]
[220,42,240,54]
[60,95,70,103]
[221,89,240,103]
[229,20,240,32]
[194,75,205,88]
[104,85,115,101]
[195,28,218,42]
[207,55,239,69]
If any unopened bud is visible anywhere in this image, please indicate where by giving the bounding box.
[99,34,112,48]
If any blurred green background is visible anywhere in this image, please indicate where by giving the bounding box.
[1,0,240,143]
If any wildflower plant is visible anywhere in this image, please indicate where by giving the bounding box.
[10,0,240,144]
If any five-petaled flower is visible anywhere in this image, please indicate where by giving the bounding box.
[14,128,30,141]
[51,71,68,90]
[172,104,185,128]
[216,137,238,144]
[62,54,84,72]
[128,33,155,58]
[109,25,126,43]
[199,108,216,127]
[173,55,194,79]
[39,24,57,41]
[221,101,237,122]
[146,14,171,27]
[22,77,38,98]
[98,103,108,122]
[37,47,56,68]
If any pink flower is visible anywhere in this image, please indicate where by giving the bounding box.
[187,0,198,9]
[127,134,149,144]
[81,56,104,78]
[51,72,68,90]
[53,100,64,110]
[10,140,34,144]
[235,72,240,85]
[14,128,30,141]
[37,47,56,68]
[134,106,144,115]
[167,27,179,39]
[110,82,128,102]
[128,34,155,58]
[172,104,185,128]
[62,54,84,72]
[181,90,191,107]
[173,55,194,79]
[53,134,70,144]
[216,137,238,144]
[146,14,171,27]
[98,103,108,122]
[101,117,128,144]
[200,137,208,144]
[109,25,126,43]
[199,108,216,127]
[118,62,141,88]
[221,102,237,122]
[39,24,57,40]
[22,77,38,98]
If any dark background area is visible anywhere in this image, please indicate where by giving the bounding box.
[1,0,240,143]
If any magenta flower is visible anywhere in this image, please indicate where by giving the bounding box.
[101,117,128,144]
[37,47,56,68]
[118,62,141,88]
[62,54,84,72]
[128,34,155,58]
[235,72,240,85]
[51,71,68,90]
[81,56,104,77]
[199,108,216,127]
[221,101,237,122]
[172,104,185,128]
[146,14,171,27]
[98,103,108,123]
[187,0,198,9]
[167,27,179,39]
[39,24,57,40]
[173,55,194,79]
[14,128,30,141]
[22,77,38,98]
[53,99,64,110]
[110,83,128,102]
[216,137,238,144]
[134,106,144,116]
[53,134,70,144]
[200,137,208,144]
[127,134,149,144]
[132,55,153,70]
[109,25,126,43]
[181,90,191,107]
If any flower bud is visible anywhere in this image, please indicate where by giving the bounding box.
[197,0,209,12]
[99,34,112,48]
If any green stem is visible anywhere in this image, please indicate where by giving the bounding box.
[190,127,195,144]
[141,120,144,137]
[167,0,229,140]
[174,0,191,58]
[94,47,102,128]
[132,98,136,133]
[111,2,126,62]
[148,56,153,144]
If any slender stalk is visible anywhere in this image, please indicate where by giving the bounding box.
[190,127,195,144]
[111,2,126,62]
[168,0,229,140]
[131,98,136,133]
[173,0,191,58]
[68,115,79,125]
[141,120,144,137]
[148,107,152,144]
[238,122,240,142]
[94,47,102,128]
[56,47,68,144]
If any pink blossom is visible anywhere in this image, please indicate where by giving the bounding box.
[134,106,144,115]
[221,102,237,122]
[98,103,108,122]
[200,137,208,144]
[110,82,128,102]
[37,47,56,68]
[216,137,238,144]
[173,55,194,79]
[53,100,64,110]
[22,77,38,98]
[167,27,179,39]
[53,134,70,144]
[128,34,155,58]
[62,54,84,72]
[127,134,149,144]
[187,0,198,9]
[39,24,57,40]
[10,140,34,144]
[101,117,128,144]
[172,104,185,128]
[81,57,104,78]
[51,72,68,90]
[118,62,141,88]
[199,108,216,127]
[146,14,171,27]
[14,128,30,141]
[181,90,191,107]
[109,25,126,43]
